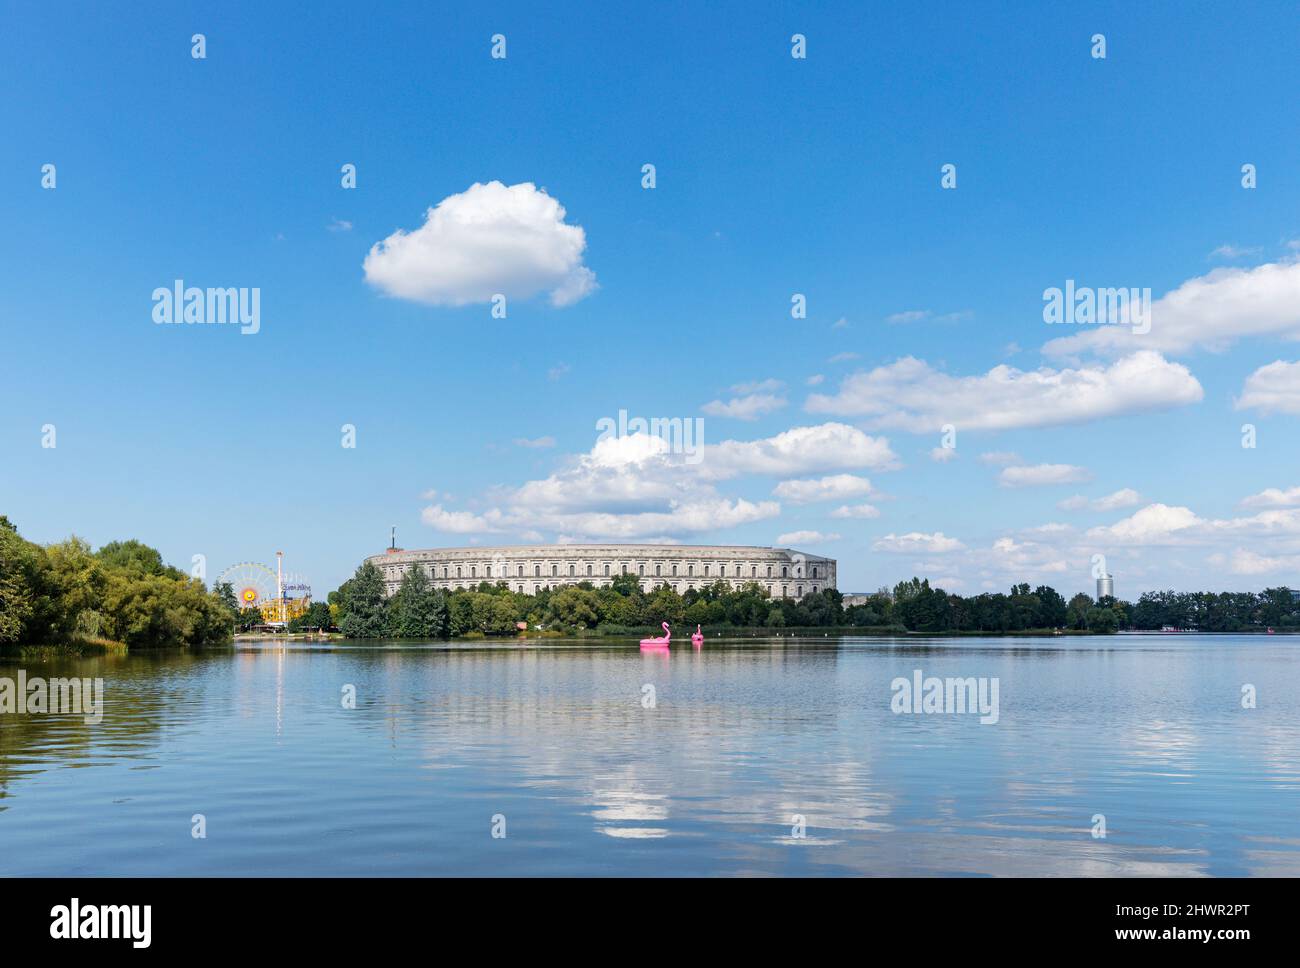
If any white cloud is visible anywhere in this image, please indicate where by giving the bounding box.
[548,362,571,381]
[1058,488,1142,511]
[1235,360,1300,414]
[929,447,958,463]
[772,474,874,504]
[701,423,899,479]
[827,352,859,363]
[979,451,1022,465]
[328,217,353,232]
[513,436,556,449]
[363,181,596,307]
[1241,486,1300,508]
[806,351,1202,431]
[701,393,787,420]
[1085,504,1204,545]
[998,464,1092,488]
[1043,259,1300,358]
[806,374,825,386]
[872,532,965,553]
[830,503,880,519]
[418,422,895,542]
[777,530,841,545]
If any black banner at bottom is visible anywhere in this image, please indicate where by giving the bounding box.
[0,876,1278,954]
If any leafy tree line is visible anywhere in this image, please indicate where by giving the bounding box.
[0,517,233,649]
[845,579,1300,634]
[327,562,1300,638]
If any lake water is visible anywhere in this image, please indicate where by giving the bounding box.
[2,634,1298,876]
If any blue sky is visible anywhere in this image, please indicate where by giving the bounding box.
[2,1,1299,599]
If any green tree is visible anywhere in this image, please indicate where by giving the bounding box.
[340,561,389,638]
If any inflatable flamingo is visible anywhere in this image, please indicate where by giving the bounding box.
[640,622,671,648]
[691,625,704,647]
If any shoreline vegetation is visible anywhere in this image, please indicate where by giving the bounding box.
[4,519,1299,654]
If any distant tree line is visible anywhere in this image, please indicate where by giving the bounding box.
[0,517,233,649]
[327,562,1300,638]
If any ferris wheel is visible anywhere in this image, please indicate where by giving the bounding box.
[217,562,278,609]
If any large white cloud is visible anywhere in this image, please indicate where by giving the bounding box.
[363,181,596,307]
[1043,259,1300,358]
[418,422,896,542]
[701,423,899,478]
[1235,360,1300,414]
[805,351,1202,431]
[1085,503,1300,546]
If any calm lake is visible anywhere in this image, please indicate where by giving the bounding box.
[1,634,1297,876]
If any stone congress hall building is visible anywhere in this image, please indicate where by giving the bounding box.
[367,544,837,601]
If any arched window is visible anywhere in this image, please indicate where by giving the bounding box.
[456,566,462,578]
[672,564,678,576]
[443,567,449,578]
[470,566,476,578]
[603,564,610,576]
[751,565,757,577]
[517,584,523,593]
[586,564,592,576]
[782,585,788,598]
[638,564,645,576]
[569,564,575,577]
[534,564,541,577]
[797,585,803,597]
[655,564,661,577]
[688,564,694,576]
[766,565,772,578]
[552,564,558,577]
[812,566,819,578]
[782,566,788,578]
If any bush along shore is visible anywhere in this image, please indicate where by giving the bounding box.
[0,517,233,652]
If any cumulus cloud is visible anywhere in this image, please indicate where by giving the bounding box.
[702,393,787,420]
[1085,504,1300,552]
[805,351,1202,432]
[1042,259,1300,358]
[701,423,900,479]
[514,436,556,449]
[1085,504,1203,544]
[363,181,596,307]
[418,422,896,542]
[930,447,958,463]
[1058,488,1142,511]
[979,451,1022,465]
[1235,360,1300,414]
[777,530,841,545]
[1241,486,1300,508]
[872,532,965,553]
[772,474,875,504]
[998,464,1092,488]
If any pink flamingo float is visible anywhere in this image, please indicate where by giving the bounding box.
[640,621,671,648]
[691,625,704,647]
